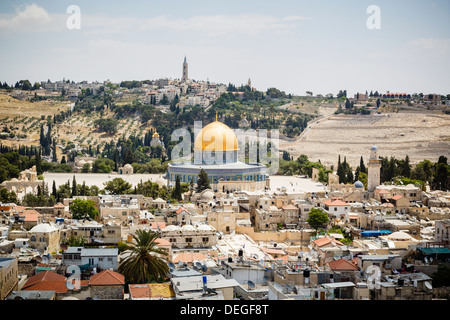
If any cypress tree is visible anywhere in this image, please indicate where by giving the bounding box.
[72,175,77,196]
[196,169,211,193]
[52,180,57,197]
[172,175,182,201]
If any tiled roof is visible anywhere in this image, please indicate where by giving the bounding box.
[151,222,166,229]
[22,271,68,293]
[323,199,348,207]
[129,283,175,299]
[155,238,171,246]
[24,211,41,222]
[173,252,207,263]
[89,269,125,286]
[313,237,344,247]
[327,258,359,271]
[390,195,404,200]
[282,204,298,210]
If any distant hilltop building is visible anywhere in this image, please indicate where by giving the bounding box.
[150,131,165,148]
[182,56,188,82]
[382,92,411,99]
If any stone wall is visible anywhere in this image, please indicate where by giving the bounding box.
[90,285,124,300]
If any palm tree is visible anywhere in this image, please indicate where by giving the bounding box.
[118,229,169,284]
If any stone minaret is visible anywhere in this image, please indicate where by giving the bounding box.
[182,56,188,82]
[367,145,381,192]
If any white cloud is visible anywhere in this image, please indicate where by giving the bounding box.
[82,13,311,36]
[0,3,52,31]
[409,38,450,51]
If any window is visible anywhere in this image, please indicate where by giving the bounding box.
[334,208,337,211]
[108,257,113,262]
[202,237,209,243]
[169,238,177,243]
[186,238,192,243]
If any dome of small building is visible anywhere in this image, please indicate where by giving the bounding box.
[29,223,58,233]
[200,189,215,201]
[181,224,196,232]
[155,175,166,187]
[371,145,378,151]
[387,231,413,241]
[197,224,214,231]
[354,181,364,189]
[163,225,180,232]
[123,163,133,169]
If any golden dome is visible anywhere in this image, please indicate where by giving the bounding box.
[194,121,238,152]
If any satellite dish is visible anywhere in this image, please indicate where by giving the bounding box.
[248,281,256,290]
[168,262,176,269]
[195,262,203,270]
[425,281,432,290]
[424,257,429,264]
[429,257,433,263]
[201,265,208,272]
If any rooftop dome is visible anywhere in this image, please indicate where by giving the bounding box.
[193,121,238,152]
[200,189,215,201]
[163,225,180,232]
[354,181,364,189]
[155,175,166,187]
[123,163,133,169]
[197,224,214,231]
[387,231,413,241]
[371,145,378,151]
[29,223,58,233]
[181,224,196,231]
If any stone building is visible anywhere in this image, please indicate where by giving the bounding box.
[89,269,125,300]
[28,223,60,253]
[118,163,133,175]
[0,165,43,199]
[0,257,18,300]
[160,224,217,249]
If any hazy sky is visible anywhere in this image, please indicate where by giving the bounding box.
[1,0,449,96]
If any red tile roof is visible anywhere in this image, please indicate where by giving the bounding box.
[89,269,125,286]
[155,238,171,246]
[390,195,404,201]
[22,271,68,293]
[313,237,344,247]
[323,199,349,207]
[129,283,175,299]
[151,222,166,230]
[24,211,41,222]
[173,252,207,263]
[327,258,359,271]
